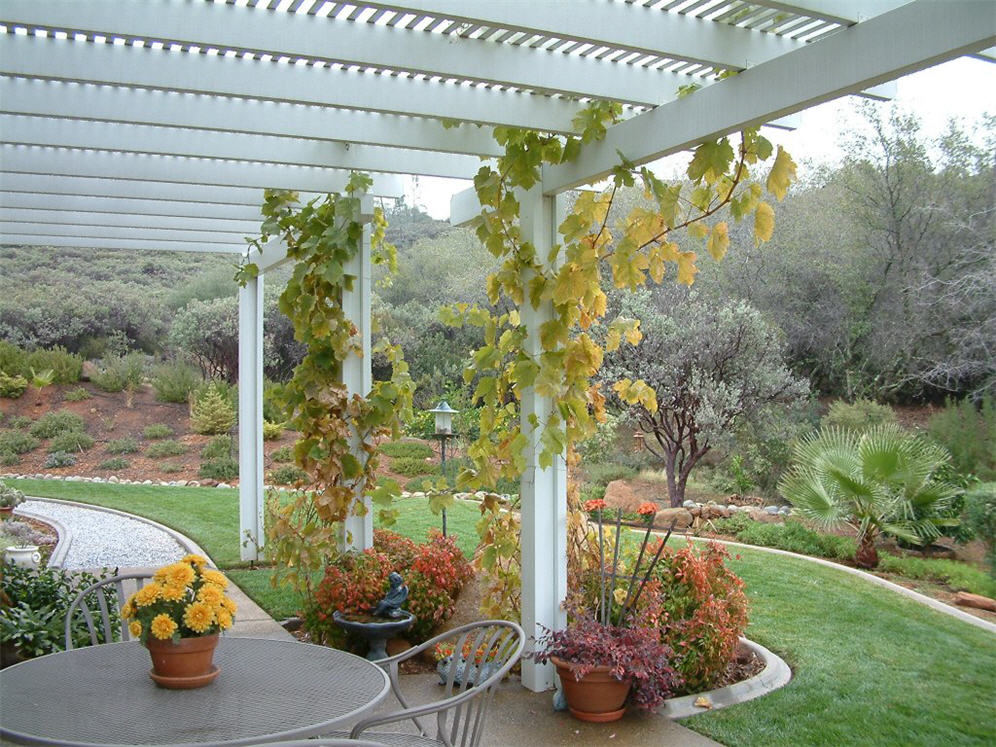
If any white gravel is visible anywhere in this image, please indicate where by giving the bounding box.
[19,499,187,570]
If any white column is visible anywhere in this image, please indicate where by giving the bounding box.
[339,197,374,551]
[237,272,265,561]
[518,187,569,692]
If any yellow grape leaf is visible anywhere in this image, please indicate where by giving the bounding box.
[687,221,708,240]
[552,263,587,306]
[625,207,665,248]
[608,249,649,289]
[766,146,797,202]
[707,221,729,261]
[612,378,658,413]
[647,247,667,284]
[677,251,699,286]
[754,201,775,244]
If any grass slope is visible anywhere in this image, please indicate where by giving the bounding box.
[686,541,996,746]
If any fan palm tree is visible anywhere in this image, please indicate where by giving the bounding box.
[778,424,960,568]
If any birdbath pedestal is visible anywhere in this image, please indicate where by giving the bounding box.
[332,611,416,661]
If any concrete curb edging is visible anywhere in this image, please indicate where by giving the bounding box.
[14,504,73,568]
[18,496,215,568]
[661,637,791,720]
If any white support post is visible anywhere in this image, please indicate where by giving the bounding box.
[238,272,265,562]
[518,187,569,692]
[338,197,374,551]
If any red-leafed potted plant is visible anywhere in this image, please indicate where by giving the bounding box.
[531,500,683,721]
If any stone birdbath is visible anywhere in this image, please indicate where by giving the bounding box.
[333,572,415,661]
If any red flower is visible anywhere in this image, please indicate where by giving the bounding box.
[584,499,607,512]
[637,502,658,516]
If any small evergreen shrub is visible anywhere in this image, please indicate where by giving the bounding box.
[201,435,234,460]
[92,353,145,393]
[96,457,131,471]
[146,439,187,458]
[711,516,857,561]
[0,430,39,455]
[379,440,434,459]
[159,462,183,474]
[25,347,83,384]
[143,424,173,439]
[1,453,19,467]
[963,482,996,575]
[270,445,294,463]
[822,398,897,433]
[262,420,284,441]
[0,372,28,399]
[43,451,76,468]
[268,464,308,485]
[0,480,25,508]
[151,361,202,404]
[389,456,435,476]
[189,386,236,435]
[0,341,28,377]
[7,416,31,430]
[47,431,94,453]
[198,456,239,481]
[105,437,139,454]
[62,387,91,402]
[29,411,85,439]
[928,396,995,481]
[877,552,996,598]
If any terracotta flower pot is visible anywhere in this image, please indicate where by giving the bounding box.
[551,655,632,722]
[146,634,220,689]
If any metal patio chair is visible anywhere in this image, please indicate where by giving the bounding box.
[260,740,390,747]
[64,571,155,650]
[339,619,524,747]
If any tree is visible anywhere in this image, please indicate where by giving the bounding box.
[603,289,808,507]
[779,424,961,568]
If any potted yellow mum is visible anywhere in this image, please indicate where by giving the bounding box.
[122,555,237,689]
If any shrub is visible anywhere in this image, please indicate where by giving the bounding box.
[91,353,145,393]
[146,439,187,458]
[189,385,236,435]
[963,482,996,574]
[96,457,131,471]
[0,430,39,455]
[151,361,202,404]
[199,456,239,481]
[410,530,474,597]
[262,420,284,441]
[159,462,183,474]
[29,411,85,439]
[1,565,119,658]
[712,517,857,562]
[270,445,294,463]
[43,451,76,468]
[143,424,173,439]
[0,371,28,399]
[201,435,234,460]
[643,542,749,693]
[380,440,434,460]
[581,462,637,488]
[928,396,995,481]
[263,380,288,424]
[62,387,91,402]
[877,552,996,598]
[389,456,435,476]
[0,340,28,377]
[268,464,308,485]
[47,431,94,453]
[373,529,418,568]
[7,415,31,430]
[104,437,139,455]
[1,453,19,466]
[822,398,897,433]
[0,480,25,508]
[24,347,83,384]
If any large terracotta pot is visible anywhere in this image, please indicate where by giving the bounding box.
[146,634,220,689]
[551,655,632,722]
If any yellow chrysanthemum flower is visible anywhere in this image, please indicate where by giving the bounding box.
[159,583,188,602]
[163,562,196,588]
[183,601,215,634]
[133,584,161,607]
[121,599,136,619]
[216,608,233,630]
[150,613,178,640]
[221,596,238,615]
[201,569,228,588]
[182,554,208,567]
[128,620,143,638]
[197,583,225,607]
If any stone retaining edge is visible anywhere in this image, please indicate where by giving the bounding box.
[661,637,792,720]
[13,504,73,568]
[18,496,215,569]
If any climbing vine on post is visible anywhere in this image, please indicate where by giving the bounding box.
[236,173,413,600]
[445,103,797,618]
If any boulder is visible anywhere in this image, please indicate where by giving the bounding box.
[654,507,693,530]
[954,592,996,612]
[603,480,651,513]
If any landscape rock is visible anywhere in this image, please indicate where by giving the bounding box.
[216,482,230,489]
[764,505,780,515]
[682,500,697,508]
[654,507,693,530]
[954,592,996,612]
[603,479,650,513]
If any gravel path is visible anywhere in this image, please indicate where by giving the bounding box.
[19,499,187,570]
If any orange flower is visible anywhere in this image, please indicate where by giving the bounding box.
[183,601,215,634]
[584,499,607,512]
[150,613,178,640]
[637,502,658,516]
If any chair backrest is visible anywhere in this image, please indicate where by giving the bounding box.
[259,741,389,747]
[64,572,155,650]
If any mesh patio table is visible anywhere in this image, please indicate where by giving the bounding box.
[0,637,390,746]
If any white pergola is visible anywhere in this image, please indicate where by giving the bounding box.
[1,0,992,691]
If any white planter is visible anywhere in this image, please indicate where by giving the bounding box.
[4,545,41,569]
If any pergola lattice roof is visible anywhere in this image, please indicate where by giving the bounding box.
[1,0,993,254]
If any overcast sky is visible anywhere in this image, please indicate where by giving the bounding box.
[405,55,995,220]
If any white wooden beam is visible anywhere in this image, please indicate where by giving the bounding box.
[2,0,691,107]
[751,1,908,25]
[0,76,503,158]
[238,273,266,562]
[0,234,241,254]
[0,221,245,246]
[0,146,406,197]
[545,0,996,193]
[0,192,263,222]
[0,114,484,180]
[0,173,273,205]
[0,208,256,235]
[0,32,582,133]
